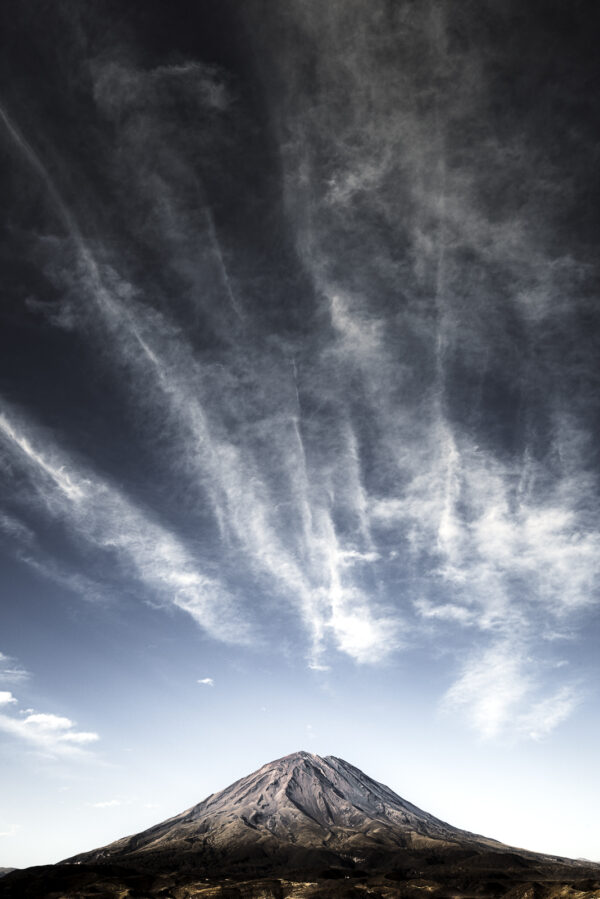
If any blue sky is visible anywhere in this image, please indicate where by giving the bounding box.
[1,0,599,870]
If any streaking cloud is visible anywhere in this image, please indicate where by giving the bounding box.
[0,404,251,645]
[0,0,598,745]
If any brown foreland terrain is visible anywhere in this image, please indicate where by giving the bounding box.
[1,752,598,898]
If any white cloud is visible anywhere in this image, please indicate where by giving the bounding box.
[413,599,476,625]
[0,651,30,684]
[197,677,214,687]
[328,604,399,664]
[519,686,581,741]
[0,512,35,547]
[89,799,122,809]
[256,0,600,720]
[0,692,17,706]
[370,417,599,728]
[0,404,251,646]
[443,642,581,741]
[0,388,397,665]
[3,33,598,707]
[0,413,85,502]
[307,661,330,672]
[0,104,253,647]
[0,709,99,757]
[338,549,381,565]
[0,99,401,669]
[444,643,531,739]
[330,292,383,361]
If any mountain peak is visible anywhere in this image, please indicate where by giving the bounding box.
[272,749,323,764]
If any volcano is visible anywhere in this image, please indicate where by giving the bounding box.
[65,750,504,873]
[1,751,599,897]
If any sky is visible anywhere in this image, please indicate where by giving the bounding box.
[0,0,599,871]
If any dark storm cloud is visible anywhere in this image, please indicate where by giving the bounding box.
[1,0,598,735]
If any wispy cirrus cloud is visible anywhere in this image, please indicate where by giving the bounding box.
[88,799,123,809]
[518,686,581,741]
[62,272,397,666]
[0,88,399,669]
[443,641,581,741]
[246,0,599,735]
[1,0,599,745]
[0,653,30,685]
[0,404,251,645]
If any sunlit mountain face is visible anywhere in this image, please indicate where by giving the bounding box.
[0,0,599,875]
